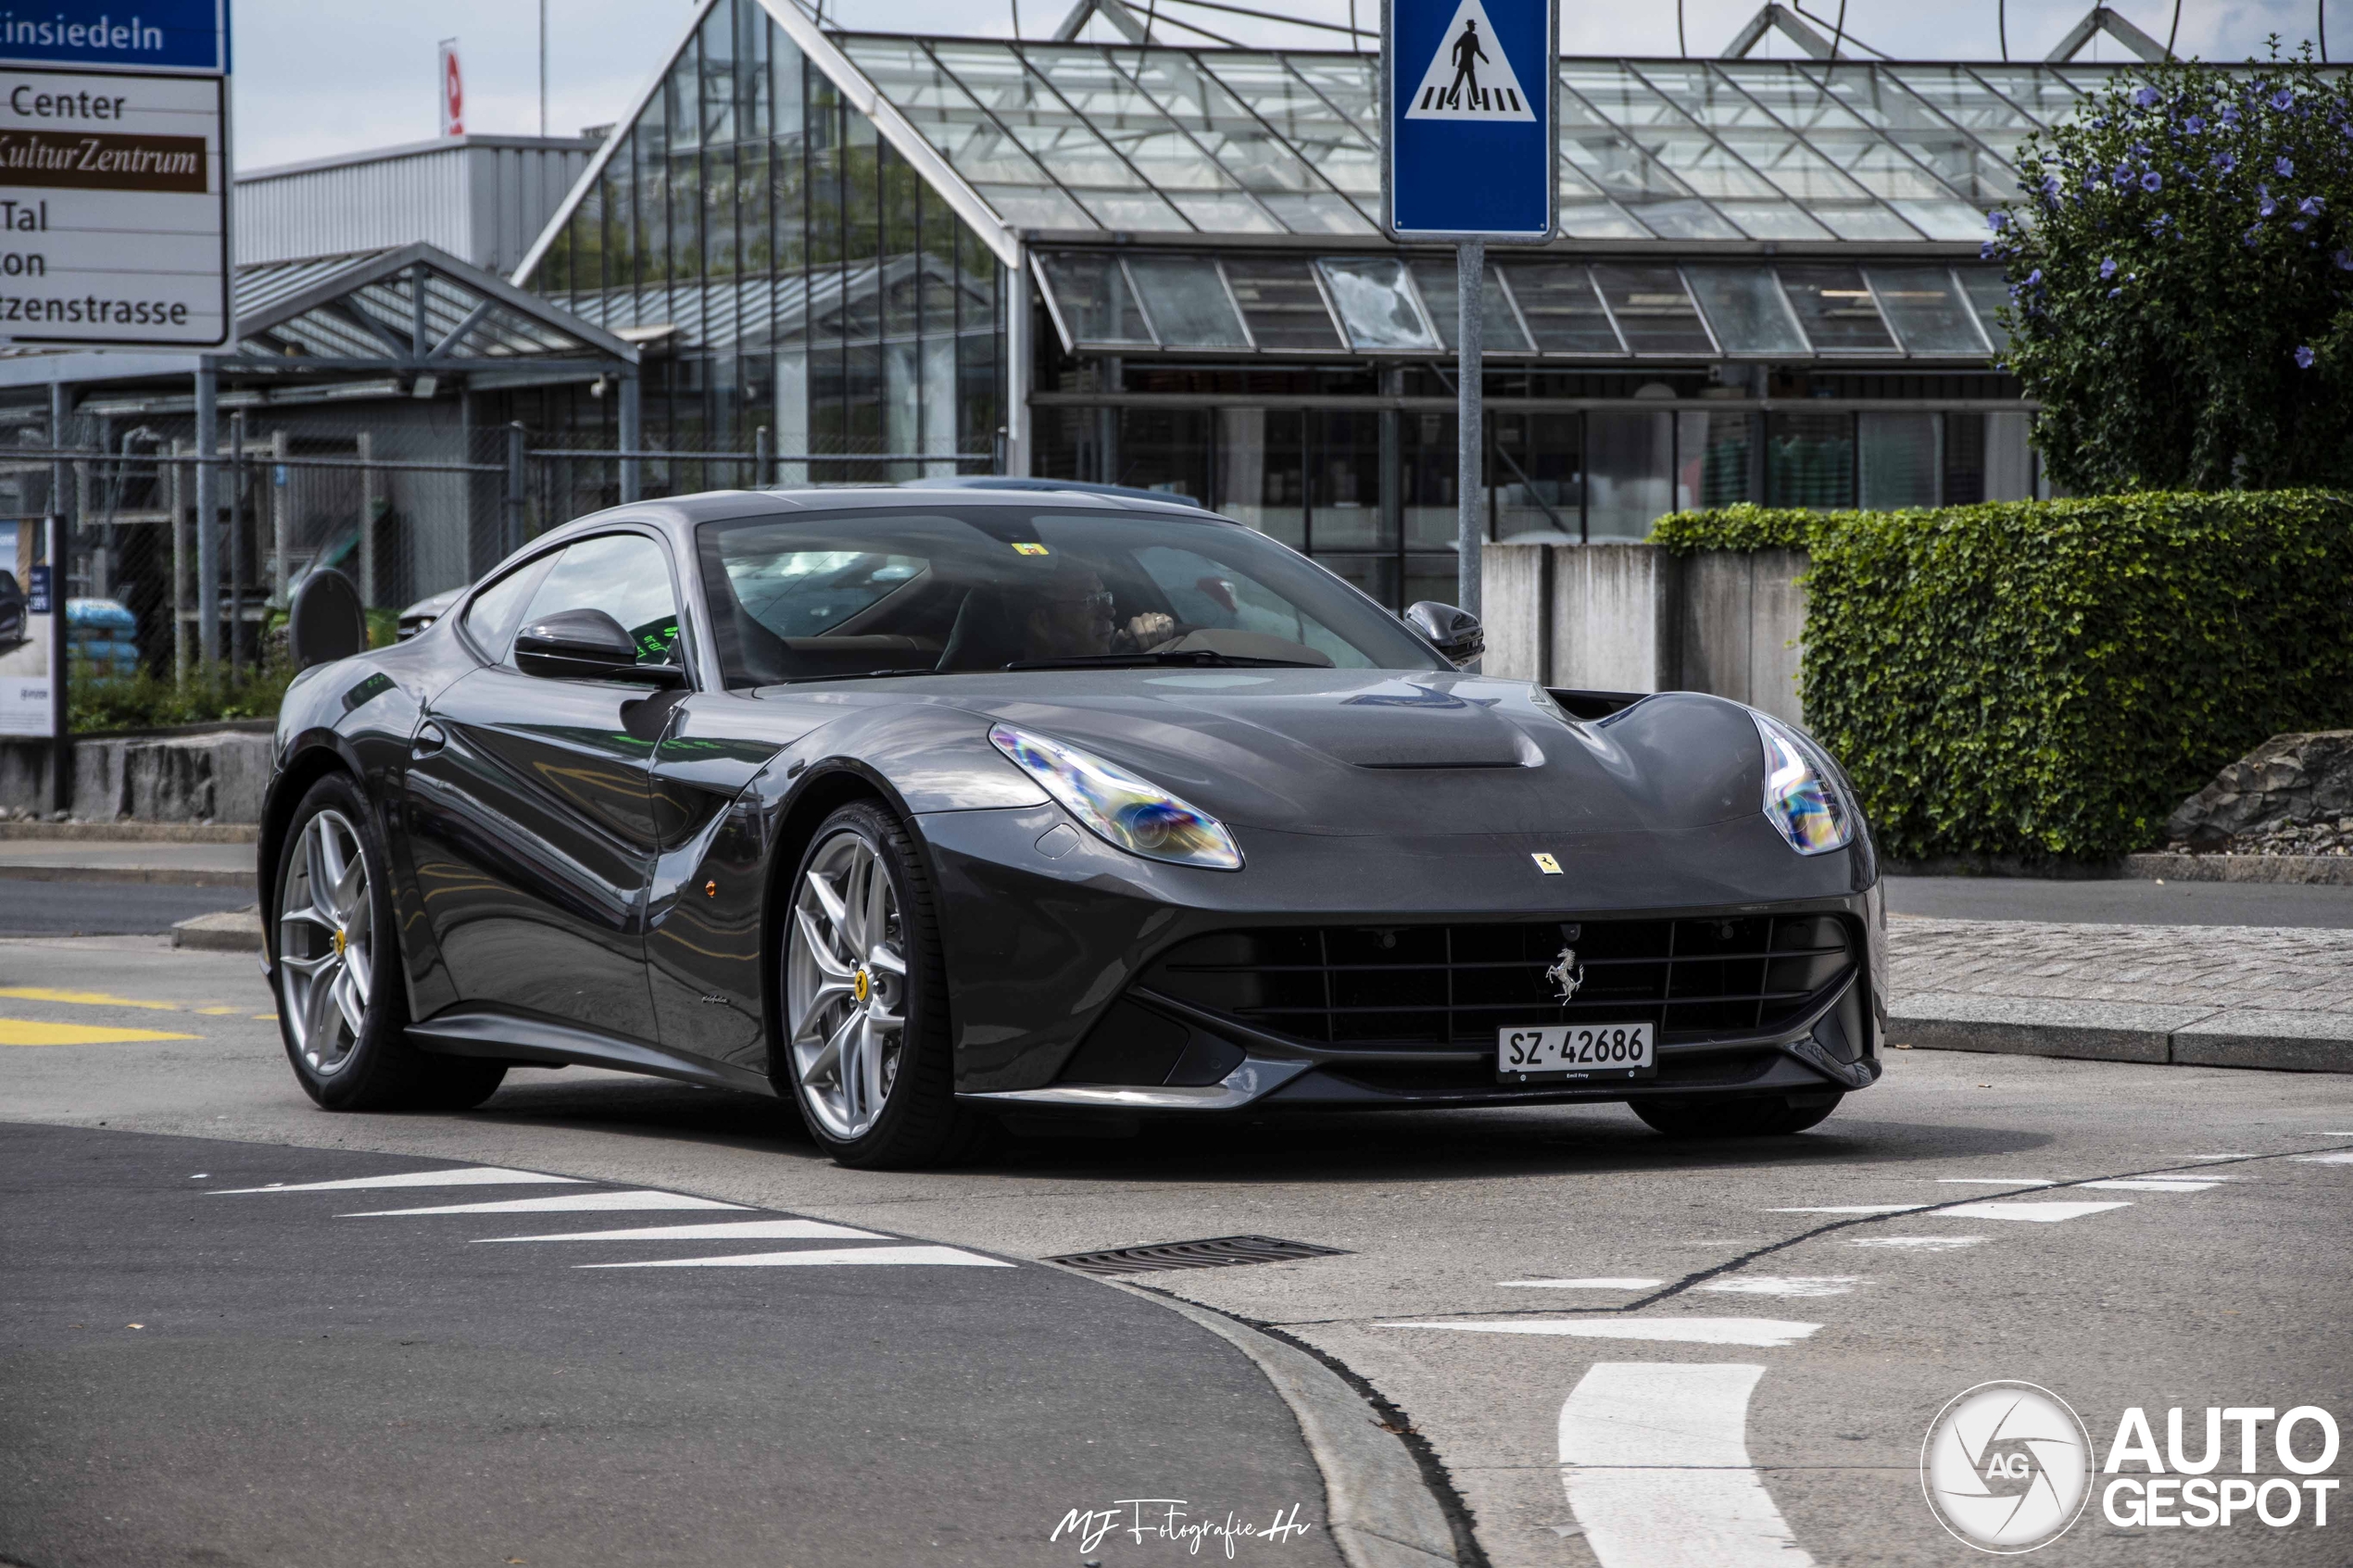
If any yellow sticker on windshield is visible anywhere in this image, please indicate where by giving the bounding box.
[1011,542,1051,556]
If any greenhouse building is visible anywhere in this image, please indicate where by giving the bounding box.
[518,0,2120,608]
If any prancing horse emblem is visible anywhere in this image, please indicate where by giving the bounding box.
[1545,947,1584,1004]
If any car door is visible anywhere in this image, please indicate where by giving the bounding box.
[401,529,688,1043]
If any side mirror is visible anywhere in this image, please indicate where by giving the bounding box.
[1404,600,1484,669]
[513,608,685,685]
[288,568,368,670]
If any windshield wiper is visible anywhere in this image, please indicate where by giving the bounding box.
[773,667,939,684]
[1001,651,1325,671]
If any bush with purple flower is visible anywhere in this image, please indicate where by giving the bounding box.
[1992,44,2353,491]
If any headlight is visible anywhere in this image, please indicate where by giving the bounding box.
[1755,712,1853,856]
[989,723,1243,872]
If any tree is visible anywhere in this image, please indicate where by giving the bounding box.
[1987,48,2353,493]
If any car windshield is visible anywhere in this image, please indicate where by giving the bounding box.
[694,507,1447,688]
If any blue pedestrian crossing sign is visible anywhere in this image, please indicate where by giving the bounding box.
[1383,0,1555,240]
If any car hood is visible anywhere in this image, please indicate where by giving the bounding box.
[926,668,1765,838]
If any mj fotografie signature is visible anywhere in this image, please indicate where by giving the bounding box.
[1051,1499,1316,1557]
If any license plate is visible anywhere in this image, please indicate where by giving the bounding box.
[1497,1022,1655,1082]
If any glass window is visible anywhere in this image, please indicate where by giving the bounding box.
[1408,258,1529,354]
[1587,412,1672,539]
[1311,411,1387,550]
[1866,266,1989,356]
[1955,268,2011,349]
[1684,266,1806,355]
[462,558,549,661]
[1777,264,1897,352]
[521,533,683,667]
[1766,411,1856,509]
[1942,411,1985,505]
[1676,411,1754,510]
[694,507,1444,685]
[1590,264,1714,355]
[1502,263,1623,354]
[1126,257,1249,347]
[1858,412,1939,508]
[1214,408,1305,549]
[1037,253,1153,347]
[1224,257,1342,351]
[1321,257,1441,351]
[1491,411,1581,538]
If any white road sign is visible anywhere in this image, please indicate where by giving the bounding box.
[0,66,228,346]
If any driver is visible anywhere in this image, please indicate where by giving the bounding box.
[1019,562,1178,660]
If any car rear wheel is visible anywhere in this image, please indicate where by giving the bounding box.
[781,801,979,1169]
[274,772,507,1112]
[1631,1092,1842,1138]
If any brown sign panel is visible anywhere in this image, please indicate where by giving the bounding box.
[0,131,206,193]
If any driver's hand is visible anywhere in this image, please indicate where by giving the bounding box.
[1126,611,1177,646]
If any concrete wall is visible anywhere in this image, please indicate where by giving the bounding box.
[1483,540,1809,723]
[0,727,273,822]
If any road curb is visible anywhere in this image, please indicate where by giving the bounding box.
[1101,1284,1465,1568]
[1890,996,2353,1073]
[2121,852,2353,885]
[0,821,259,844]
[170,907,264,952]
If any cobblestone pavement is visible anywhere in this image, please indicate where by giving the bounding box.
[1887,914,2353,1014]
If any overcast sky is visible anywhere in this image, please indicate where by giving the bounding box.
[231,0,2333,170]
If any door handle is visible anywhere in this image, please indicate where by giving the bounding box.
[412,720,448,759]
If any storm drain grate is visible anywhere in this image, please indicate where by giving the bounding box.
[1049,1235,1352,1277]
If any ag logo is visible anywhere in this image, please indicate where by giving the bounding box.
[1922,1382,2093,1553]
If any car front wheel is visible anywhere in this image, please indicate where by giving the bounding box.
[781,801,978,1169]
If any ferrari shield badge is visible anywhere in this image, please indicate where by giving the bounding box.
[1530,852,1561,874]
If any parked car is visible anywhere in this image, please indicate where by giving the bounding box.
[396,588,461,642]
[260,487,1883,1167]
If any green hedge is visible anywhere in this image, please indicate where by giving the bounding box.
[1650,492,2353,860]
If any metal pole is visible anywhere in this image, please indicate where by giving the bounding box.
[46,379,69,813]
[228,409,245,673]
[271,427,290,607]
[755,423,774,488]
[505,421,527,556]
[1455,239,1483,621]
[538,0,548,137]
[194,361,219,666]
[358,431,377,609]
[618,369,643,503]
[170,439,189,680]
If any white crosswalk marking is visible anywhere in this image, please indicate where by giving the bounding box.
[476,1219,887,1244]
[2082,1178,2218,1192]
[1559,1362,1818,1568]
[1935,1200,2131,1223]
[1382,1317,1820,1348]
[212,1167,585,1194]
[580,1245,1011,1270]
[1849,1236,1986,1250]
[2293,1152,2353,1164]
[1697,1276,1861,1298]
[342,1191,750,1217]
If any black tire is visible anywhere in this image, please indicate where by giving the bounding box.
[776,800,982,1170]
[272,771,507,1112]
[1631,1092,1843,1138]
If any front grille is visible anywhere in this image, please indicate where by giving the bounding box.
[1140,914,1855,1049]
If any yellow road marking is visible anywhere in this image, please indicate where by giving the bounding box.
[195,1006,240,1016]
[0,985,182,1011]
[0,1019,198,1046]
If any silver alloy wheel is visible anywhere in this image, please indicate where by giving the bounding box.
[786,829,907,1141]
[278,808,374,1076]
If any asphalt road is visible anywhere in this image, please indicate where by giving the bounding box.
[1886,873,2353,927]
[3,934,2349,1568]
[0,880,254,936]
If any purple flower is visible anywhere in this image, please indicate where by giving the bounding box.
[2277,156,2296,177]
[2133,85,2160,108]
[1980,239,1997,259]
[2334,248,2353,270]
[2216,150,2238,172]
[2260,183,2277,217]
[2302,194,2325,215]
[2221,105,2243,126]
[2114,163,2136,186]
[2294,220,2309,231]
[2296,345,2317,369]
[2100,256,2119,279]
[2026,269,2043,286]
[2108,287,2123,299]
[1987,209,2009,231]
[2041,172,2062,199]
[2141,169,2163,193]
[2272,87,2296,110]
[2184,114,2206,133]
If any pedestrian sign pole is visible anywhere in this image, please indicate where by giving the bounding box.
[1382,0,1555,625]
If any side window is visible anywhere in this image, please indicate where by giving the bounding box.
[460,561,545,661]
[517,533,681,667]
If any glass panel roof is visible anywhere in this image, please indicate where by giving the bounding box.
[828,36,2123,244]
